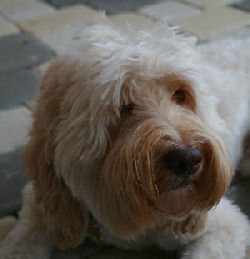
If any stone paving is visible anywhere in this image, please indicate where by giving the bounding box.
[0,0,249,258]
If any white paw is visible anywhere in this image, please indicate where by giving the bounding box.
[181,198,250,259]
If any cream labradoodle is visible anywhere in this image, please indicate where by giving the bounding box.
[0,22,250,258]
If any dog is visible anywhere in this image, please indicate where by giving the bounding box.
[0,22,250,259]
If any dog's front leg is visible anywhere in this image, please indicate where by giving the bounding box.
[181,197,250,259]
[0,182,53,259]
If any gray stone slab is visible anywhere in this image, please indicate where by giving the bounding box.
[0,148,27,217]
[0,70,40,110]
[139,1,200,22]
[208,25,250,42]
[0,34,54,73]
[0,107,32,155]
[89,0,163,14]
[227,177,250,218]
[44,0,88,8]
[1,0,55,23]
[44,0,162,14]
[232,0,250,12]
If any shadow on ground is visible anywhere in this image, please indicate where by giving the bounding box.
[51,240,178,259]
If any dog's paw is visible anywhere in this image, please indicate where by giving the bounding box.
[181,240,222,259]
[181,233,248,259]
[181,198,250,259]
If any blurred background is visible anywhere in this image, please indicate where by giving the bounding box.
[0,0,250,258]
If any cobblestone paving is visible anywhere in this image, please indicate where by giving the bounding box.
[0,0,249,258]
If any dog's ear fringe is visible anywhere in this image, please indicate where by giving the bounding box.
[21,60,87,250]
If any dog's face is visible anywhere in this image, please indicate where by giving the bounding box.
[50,24,233,240]
[96,75,232,238]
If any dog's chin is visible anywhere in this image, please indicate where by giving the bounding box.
[169,180,191,191]
[158,181,195,219]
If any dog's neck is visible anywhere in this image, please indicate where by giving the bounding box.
[86,212,207,248]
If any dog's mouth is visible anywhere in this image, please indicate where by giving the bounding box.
[169,160,203,191]
[170,180,191,191]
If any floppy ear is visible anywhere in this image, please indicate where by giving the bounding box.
[21,59,88,250]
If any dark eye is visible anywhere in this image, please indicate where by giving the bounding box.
[173,90,185,104]
[120,104,134,113]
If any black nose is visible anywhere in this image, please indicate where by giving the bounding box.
[164,148,202,177]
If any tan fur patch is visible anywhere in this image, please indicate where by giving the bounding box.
[21,58,87,249]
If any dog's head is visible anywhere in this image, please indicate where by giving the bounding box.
[23,23,233,247]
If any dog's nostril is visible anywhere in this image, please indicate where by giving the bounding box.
[191,148,203,166]
[164,148,202,177]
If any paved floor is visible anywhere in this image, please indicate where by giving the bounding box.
[0,0,249,258]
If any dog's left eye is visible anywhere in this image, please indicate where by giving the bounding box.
[120,104,134,113]
[173,90,185,104]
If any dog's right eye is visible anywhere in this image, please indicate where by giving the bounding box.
[173,90,185,104]
[120,104,134,114]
